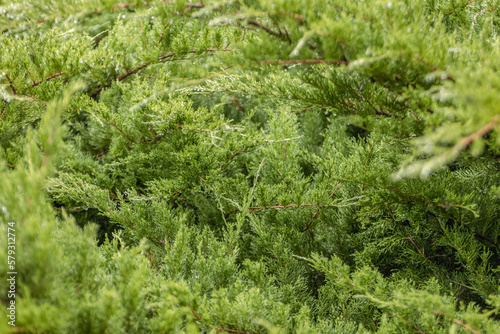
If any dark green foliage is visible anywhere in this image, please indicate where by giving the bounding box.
[1,0,500,333]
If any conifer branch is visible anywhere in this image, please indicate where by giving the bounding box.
[445,0,477,15]
[277,11,305,23]
[20,59,36,85]
[187,3,205,9]
[249,203,313,210]
[5,74,17,95]
[220,149,243,169]
[410,54,455,82]
[247,20,292,43]
[302,208,320,232]
[457,116,500,151]
[155,23,169,49]
[25,94,48,105]
[406,234,423,255]
[107,121,136,143]
[258,59,349,66]
[187,305,204,322]
[91,49,233,97]
[302,182,343,232]
[432,310,479,334]
[474,232,498,248]
[215,328,253,334]
[32,71,66,87]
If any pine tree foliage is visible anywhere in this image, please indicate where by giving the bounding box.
[1,0,500,333]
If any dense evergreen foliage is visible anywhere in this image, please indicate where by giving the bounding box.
[1,0,500,332]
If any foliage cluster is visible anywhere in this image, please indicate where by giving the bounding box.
[1,0,500,333]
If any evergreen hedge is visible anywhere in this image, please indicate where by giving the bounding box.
[1,0,500,332]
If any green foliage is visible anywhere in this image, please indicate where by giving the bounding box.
[1,0,500,333]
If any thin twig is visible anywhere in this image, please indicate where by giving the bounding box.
[247,20,289,42]
[301,208,320,232]
[432,311,479,334]
[302,182,343,232]
[445,0,477,15]
[215,328,252,334]
[90,49,232,97]
[221,149,243,169]
[32,71,66,87]
[187,3,205,9]
[155,23,169,48]
[249,203,312,210]
[5,75,17,95]
[25,94,48,105]
[407,234,423,255]
[329,182,343,199]
[457,116,500,150]
[259,59,349,66]
[20,60,36,85]
[412,54,455,82]
[107,121,136,143]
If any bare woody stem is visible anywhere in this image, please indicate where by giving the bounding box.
[32,71,66,87]
[258,59,349,66]
[247,20,291,43]
[5,75,17,95]
[90,48,232,97]
[432,310,479,334]
[215,328,253,334]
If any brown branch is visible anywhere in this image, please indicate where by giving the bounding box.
[411,54,455,82]
[221,149,243,169]
[249,203,313,210]
[247,20,291,43]
[155,24,169,48]
[187,3,205,8]
[137,73,158,80]
[445,0,477,15]
[293,106,313,114]
[474,232,498,247]
[407,234,423,255]
[215,328,252,334]
[329,182,343,199]
[259,59,349,66]
[20,60,36,85]
[301,208,320,232]
[25,94,48,105]
[107,121,136,143]
[32,71,66,87]
[187,305,203,323]
[90,49,232,97]
[117,63,150,81]
[278,10,305,22]
[158,51,175,61]
[432,311,479,334]
[249,183,344,216]
[5,74,17,95]
[457,116,500,150]
[302,182,343,232]
[114,3,129,9]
